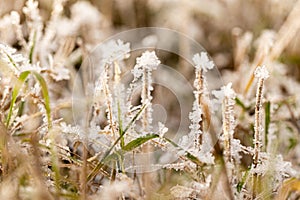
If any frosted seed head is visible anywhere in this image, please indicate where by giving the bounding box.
[254,65,269,79]
[100,39,130,65]
[135,51,160,70]
[23,0,41,21]
[192,52,214,72]
[222,82,236,99]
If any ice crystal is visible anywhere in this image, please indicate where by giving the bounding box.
[157,122,168,138]
[189,101,203,137]
[192,52,214,72]
[0,43,26,65]
[100,40,130,65]
[254,65,269,79]
[251,153,296,187]
[23,0,41,22]
[131,51,160,133]
[135,51,161,70]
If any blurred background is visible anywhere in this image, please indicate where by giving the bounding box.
[1,0,300,75]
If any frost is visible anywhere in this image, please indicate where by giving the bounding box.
[131,51,160,134]
[254,65,269,79]
[223,82,236,99]
[157,122,168,138]
[212,82,236,103]
[0,43,26,67]
[251,153,297,187]
[231,138,242,163]
[49,65,70,81]
[10,11,20,25]
[192,52,214,72]
[23,0,41,21]
[188,101,203,138]
[100,39,130,65]
[135,51,161,70]
[71,1,103,28]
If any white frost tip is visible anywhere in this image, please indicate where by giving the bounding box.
[222,82,236,99]
[136,51,161,69]
[100,39,130,65]
[254,65,269,79]
[192,52,214,72]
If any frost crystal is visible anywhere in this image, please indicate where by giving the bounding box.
[212,82,236,103]
[192,52,214,72]
[254,65,269,79]
[222,82,236,99]
[135,51,161,70]
[100,39,130,65]
[10,11,20,25]
[23,0,41,21]
[0,43,27,74]
[189,101,202,136]
[132,51,160,134]
[157,122,168,138]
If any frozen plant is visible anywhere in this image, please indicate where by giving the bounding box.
[180,52,215,165]
[213,82,240,188]
[190,52,214,147]
[132,51,160,134]
[252,65,269,198]
[100,40,130,66]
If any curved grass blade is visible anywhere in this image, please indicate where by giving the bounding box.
[6,71,30,127]
[122,134,159,151]
[31,71,52,128]
[235,97,249,111]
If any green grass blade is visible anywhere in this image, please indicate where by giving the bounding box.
[235,97,248,111]
[122,134,159,151]
[32,71,52,128]
[6,71,30,127]
[237,167,250,192]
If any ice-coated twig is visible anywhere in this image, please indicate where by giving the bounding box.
[190,52,214,148]
[133,51,160,134]
[252,65,269,198]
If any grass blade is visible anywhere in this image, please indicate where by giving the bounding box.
[6,71,30,127]
[31,71,52,128]
[122,134,159,151]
